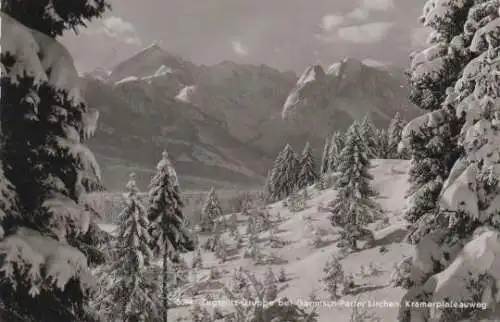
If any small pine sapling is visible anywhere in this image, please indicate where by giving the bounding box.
[192,248,203,269]
[278,266,287,283]
[322,255,345,300]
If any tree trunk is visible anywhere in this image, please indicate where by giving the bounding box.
[162,250,168,322]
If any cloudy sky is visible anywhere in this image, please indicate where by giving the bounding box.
[61,0,428,74]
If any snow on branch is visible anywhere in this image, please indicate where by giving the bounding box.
[0,228,93,296]
[0,12,82,105]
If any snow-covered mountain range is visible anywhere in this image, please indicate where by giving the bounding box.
[82,43,421,190]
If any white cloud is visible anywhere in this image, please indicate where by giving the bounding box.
[321,14,345,31]
[361,0,395,11]
[84,16,142,46]
[337,22,394,44]
[231,40,248,55]
[102,16,136,34]
[347,8,369,20]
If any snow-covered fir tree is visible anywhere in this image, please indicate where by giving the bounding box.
[400,0,471,232]
[214,236,228,263]
[231,267,247,293]
[278,266,287,283]
[399,2,500,321]
[0,161,18,241]
[200,187,223,232]
[228,212,238,236]
[297,141,319,189]
[320,136,331,175]
[191,248,203,269]
[98,174,159,321]
[0,6,109,321]
[267,144,299,201]
[359,116,378,158]
[146,151,194,322]
[322,255,345,300]
[263,267,278,302]
[309,229,324,248]
[327,131,344,172]
[387,112,408,159]
[374,128,390,159]
[328,123,379,249]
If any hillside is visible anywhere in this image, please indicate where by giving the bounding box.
[99,159,413,321]
[82,43,420,190]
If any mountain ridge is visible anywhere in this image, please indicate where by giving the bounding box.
[82,43,420,191]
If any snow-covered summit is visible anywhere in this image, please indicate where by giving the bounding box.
[175,85,198,104]
[326,57,364,77]
[297,64,326,86]
[281,58,420,136]
[108,42,195,84]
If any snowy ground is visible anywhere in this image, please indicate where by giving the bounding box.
[99,159,412,321]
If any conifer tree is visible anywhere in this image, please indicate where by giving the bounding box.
[328,123,379,249]
[375,128,390,159]
[399,2,500,321]
[320,137,331,175]
[327,131,344,172]
[359,116,378,158]
[297,142,319,189]
[98,174,159,321]
[387,112,407,159]
[200,187,223,232]
[264,267,278,301]
[322,255,345,300]
[146,151,194,322]
[191,248,203,269]
[278,266,287,283]
[268,144,299,201]
[0,7,109,321]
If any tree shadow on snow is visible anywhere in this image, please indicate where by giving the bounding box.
[348,284,386,296]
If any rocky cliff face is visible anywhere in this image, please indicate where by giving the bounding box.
[82,44,420,190]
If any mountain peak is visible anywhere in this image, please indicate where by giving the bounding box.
[326,57,364,77]
[109,42,194,83]
[297,64,325,86]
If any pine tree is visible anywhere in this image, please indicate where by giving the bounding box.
[0,8,109,321]
[200,187,223,232]
[297,142,319,189]
[327,131,344,172]
[322,255,344,300]
[374,128,390,159]
[328,123,379,249]
[231,267,247,293]
[146,151,194,322]
[278,266,286,283]
[0,162,18,240]
[387,112,407,159]
[3,0,110,37]
[191,248,203,269]
[268,144,299,201]
[359,116,378,158]
[399,2,500,321]
[320,136,331,175]
[98,174,159,321]
[264,267,278,301]
[215,236,228,263]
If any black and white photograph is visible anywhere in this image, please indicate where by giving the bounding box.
[0,0,499,321]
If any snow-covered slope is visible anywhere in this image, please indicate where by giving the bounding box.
[99,159,413,321]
